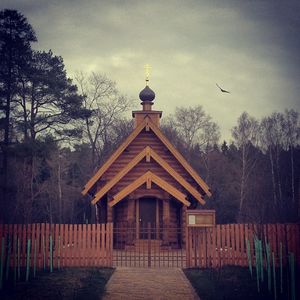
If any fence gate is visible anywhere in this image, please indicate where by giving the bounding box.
[113,222,186,267]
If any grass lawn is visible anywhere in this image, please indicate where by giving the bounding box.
[184,266,299,300]
[0,267,114,300]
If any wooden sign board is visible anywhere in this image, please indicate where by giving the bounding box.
[186,210,216,227]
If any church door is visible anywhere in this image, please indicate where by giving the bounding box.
[139,197,156,239]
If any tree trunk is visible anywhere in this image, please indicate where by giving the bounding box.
[298,177,300,220]
[290,146,295,204]
[1,45,12,223]
[275,145,282,206]
[238,145,246,221]
[58,154,63,223]
[24,155,34,224]
[269,148,277,208]
[21,80,29,140]
[29,155,35,223]
[49,196,53,224]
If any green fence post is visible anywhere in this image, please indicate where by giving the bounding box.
[254,238,260,292]
[58,235,60,270]
[14,236,17,285]
[0,237,5,290]
[42,235,46,271]
[49,235,53,273]
[259,239,264,282]
[266,242,271,292]
[289,253,295,300]
[280,242,283,294]
[5,236,10,280]
[17,237,20,280]
[246,239,252,277]
[33,239,37,278]
[272,252,277,300]
[25,239,31,282]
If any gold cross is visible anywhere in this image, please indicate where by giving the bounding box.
[144,64,152,85]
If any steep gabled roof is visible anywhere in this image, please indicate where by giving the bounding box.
[81,117,149,196]
[91,146,205,205]
[149,121,211,196]
[91,147,149,204]
[82,116,211,199]
[109,171,191,207]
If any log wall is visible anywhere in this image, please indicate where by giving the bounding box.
[101,129,200,196]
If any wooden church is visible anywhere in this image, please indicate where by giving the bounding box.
[82,74,211,248]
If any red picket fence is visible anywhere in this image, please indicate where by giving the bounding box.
[186,223,300,268]
[0,223,113,270]
[0,223,299,271]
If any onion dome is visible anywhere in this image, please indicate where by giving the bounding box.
[139,85,155,102]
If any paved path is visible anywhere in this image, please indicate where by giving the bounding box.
[102,267,199,300]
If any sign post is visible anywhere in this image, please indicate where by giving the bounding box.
[186,210,216,227]
[186,210,216,268]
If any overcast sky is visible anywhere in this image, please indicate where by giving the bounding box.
[1,0,300,141]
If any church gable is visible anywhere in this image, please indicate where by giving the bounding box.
[87,122,208,206]
[128,129,203,190]
[102,128,194,187]
[110,172,191,207]
[81,117,148,195]
[82,77,211,209]
[109,158,180,197]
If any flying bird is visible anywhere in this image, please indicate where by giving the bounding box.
[216,83,230,93]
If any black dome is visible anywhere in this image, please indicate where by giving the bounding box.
[139,86,155,102]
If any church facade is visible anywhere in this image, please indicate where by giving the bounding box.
[82,80,211,248]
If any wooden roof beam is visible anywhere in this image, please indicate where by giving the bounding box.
[148,119,212,197]
[91,147,150,205]
[82,117,149,196]
[109,172,150,207]
[150,148,206,205]
[91,145,205,206]
[108,171,191,207]
[150,172,191,207]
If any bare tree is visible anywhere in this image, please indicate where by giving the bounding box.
[164,105,220,152]
[232,112,259,220]
[200,120,221,182]
[10,150,49,223]
[74,71,132,169]
[260,112,285,213]
[282,109,300,217]
[162,105,220,185]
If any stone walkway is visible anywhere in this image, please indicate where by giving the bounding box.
[102,267,199,300]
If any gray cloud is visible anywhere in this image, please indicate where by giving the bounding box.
[1,0,299,141]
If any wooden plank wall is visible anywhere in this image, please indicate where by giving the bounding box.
[0,223,113,270]
[105,129,197,196]
[186,224,300,268]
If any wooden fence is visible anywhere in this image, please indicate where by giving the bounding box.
[186,223,300,268]
[0,223,113,271]
[0,223,299,271]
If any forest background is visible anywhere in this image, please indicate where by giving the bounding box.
[0,10,299,225]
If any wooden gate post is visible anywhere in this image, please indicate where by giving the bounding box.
[186,226,190,268]
[147,222,151,267]
[109,222,113,267]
